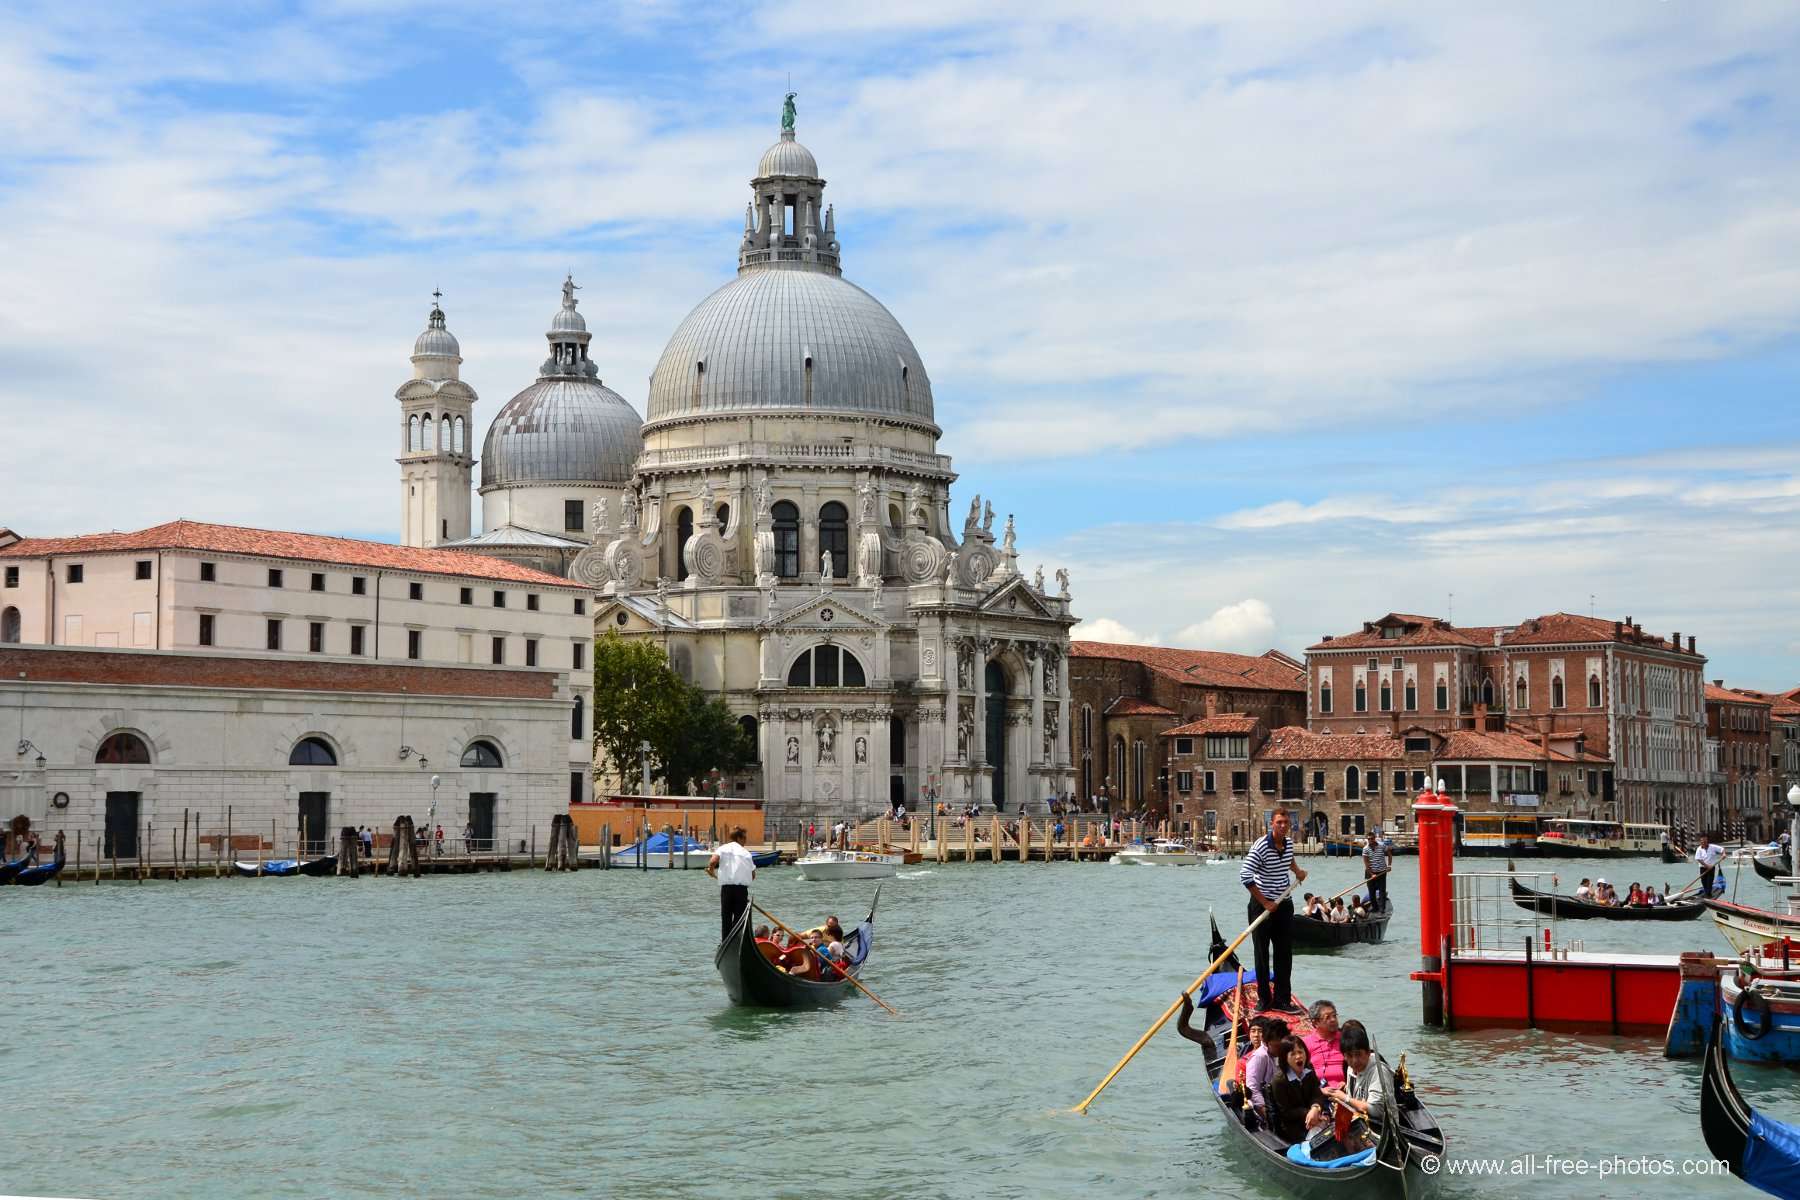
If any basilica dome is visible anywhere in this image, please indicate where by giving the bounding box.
[643,124,935,430]
[481,277,643,489]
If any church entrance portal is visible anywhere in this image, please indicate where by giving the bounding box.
[985,661,1007,811]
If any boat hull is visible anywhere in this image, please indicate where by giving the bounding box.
[797,860,898,881]
[1293,904,1392,947]
[1510,878,1704,920]
[713,892,877,1009]
[1114,850,1201,866]
[1706,899,1800,956]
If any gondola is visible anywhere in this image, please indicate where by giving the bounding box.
[0,850,33,884]
[1508,877,1705,921]
[231,855,337,878]
[1292,900,1392,948]
[714,889,877,1009]
[1700,1019,1800,1199]
[1198,916,1444,1192]
[1754,848,1792,883]
[13,846,66,887]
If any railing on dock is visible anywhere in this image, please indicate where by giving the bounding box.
[1451,870,1557,955]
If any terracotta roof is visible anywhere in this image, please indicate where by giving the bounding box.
[1312,611,1699,654]
[1162,714,1260,737]
[1256,726,1404,762]
[1706,683,1773,706]
[1436,728,1572,762]
[1307,613,1489,651]
[1071,641,1305,693]
[0,520,583,587]
[1104,697,1179,718]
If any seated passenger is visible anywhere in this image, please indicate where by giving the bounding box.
[1646,888,1665,907]
[1268,1037,1330,1145]
[753,924,772,941]
[1306,895,1327,919]
[1627,883,1645,906]
[1328,900,1351,924]
[1573,878,1592,900]
[1243,1016,1288,1126]
[1351,897,1368,920]
[1302,1000,1346,1089]
[1322,1020,1390,1154]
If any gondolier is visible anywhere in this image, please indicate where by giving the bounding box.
[1240,808,1306,1014]
[1361,831,1390,911]
[706,826,757,942]
[1695,834,1725,897]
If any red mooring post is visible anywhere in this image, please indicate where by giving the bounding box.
[1410,783,1460,1026]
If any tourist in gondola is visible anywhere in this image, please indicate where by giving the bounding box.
[1574,877,1592,899]
[1324,1022,1389,1127]
[1240,808,1306,1015]
[1303,1001,1347,1089]
[1328,898,1350,924]
[705,826,757,942]
[1268,1037,1330,1145]
[1244,1015,1288,1125]
[1361,830,1391,910]
[1695,834,1725,896]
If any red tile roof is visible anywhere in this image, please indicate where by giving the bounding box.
[1706,683,1773,706]
[1436,729,1573,762]
[1312,611,1699,654]
[1256,726,1404,761]
[1104,697,1179,718]
[1162,714,1260,737]
[1308,613,1490,651]
[1072,641,1305,693]
[0,520,583,587]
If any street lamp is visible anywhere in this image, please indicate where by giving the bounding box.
[708,767,721,843]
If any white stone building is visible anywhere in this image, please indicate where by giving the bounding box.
[572,113,1078,820]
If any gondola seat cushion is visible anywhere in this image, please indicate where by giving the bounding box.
[1283,1142,1377,1169]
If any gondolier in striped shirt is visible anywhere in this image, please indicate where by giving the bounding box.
[1362,830,1390,911]
[1240,809,1306,1015]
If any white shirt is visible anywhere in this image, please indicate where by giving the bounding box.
[714,841,755,886]
[1695,844,1726,869]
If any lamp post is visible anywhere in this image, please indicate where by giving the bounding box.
[708,767,721,843]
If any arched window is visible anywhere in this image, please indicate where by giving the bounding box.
[95,731,151,764]
[1345,765,1361,800]
[1403,680,1417,711]
[288,736,337,766]
[819,502,849,577]
[739,714,759,762]
[461,740,504,768]
[1480,678,1495,707]
[1435,680,1448,711]
[1551,676,1565,708]
[715,503,730,530]
[772,501,800,578]
[1515,676,1528,709]
[1588,675,1601,707]
[1353,681,1367,712]
[1319,682,1332,714]
[408,414,420,451]
[786,645,867,688]
[676,507,694,581]
[570,694,584,740]
[439,415,451,451]
[888,503,902,530]
[0,606,19,644]
[453,416,465,454]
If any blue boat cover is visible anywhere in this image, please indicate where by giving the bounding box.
[1284,1142,1378,1170]
[1194,969,1259,1007]
[1746,1111,1800,1200]
[621,832,708,855]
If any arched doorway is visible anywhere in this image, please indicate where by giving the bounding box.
[985,660,1008,810]
[1282,764,1302,800]
[0,607,19,643]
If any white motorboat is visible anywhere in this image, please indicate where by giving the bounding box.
[796,849,901,881]
[1113,839,1202,866]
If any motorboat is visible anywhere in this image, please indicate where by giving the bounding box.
[1706,898,1800,957]
[795,848,901,881]
[1113,839,1202,866]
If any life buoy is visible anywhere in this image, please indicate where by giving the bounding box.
[1734,987,1772,1041]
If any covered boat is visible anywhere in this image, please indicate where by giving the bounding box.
[1293,899,1392,947]
[1198,916,1444,1192]
[13,843,66,887]
[1701,1020,1800,1199]
[1509,877,1704,921]
[714,890,877,1008]
[612,833,777,870]
[0,849,33,884]
[1707,899,1800,957]
[232,855,335,877]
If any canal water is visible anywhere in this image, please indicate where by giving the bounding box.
[7,856,1798,1198]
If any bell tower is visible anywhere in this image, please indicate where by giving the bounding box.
[397,294,477,547]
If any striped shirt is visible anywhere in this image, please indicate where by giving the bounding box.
[1362,841,1389,874]
[1240,833,1296,899]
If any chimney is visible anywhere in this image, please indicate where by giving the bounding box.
[1672,630,1680,650]
[1204,693,1218,717]
[1322,635,1333,642]
[1688,635,1696,653]
[1714,678,1724,688]
[1613,621,1622,638]
[1625,615,1633,628]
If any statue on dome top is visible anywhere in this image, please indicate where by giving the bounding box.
[782,93,797,132]
[562,275,579,307]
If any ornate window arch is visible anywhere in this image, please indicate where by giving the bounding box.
[439,415,451,451]
[772,501,800,578]
[288,736,338,766]
[785,644,867,688]
[1345,765,1361,800]
[461,740,504,769]
[96,731,153,764]
[453,416,465,454]
[1551,675,1565,709]
[408,414,421,451]
[1353,680,1367,713]
[1588,675,1601,707]
[818,501,849,577]
[0,606,19,644]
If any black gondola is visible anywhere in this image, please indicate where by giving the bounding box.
[13,847,65,887]
[1197,916,1444,1193]
[1292,900,1392,948]
[0,850,32,884]
[1754,849,1792,883]
[230,855,337,878]
[1509,877,1705,921]
[1700,1019,1800,1199]
[714,890,877,1009]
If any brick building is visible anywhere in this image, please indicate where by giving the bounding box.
[1706,683,1775,841]
[1069,641,1304,814]
[1306,612,1708,831]
[1161,717,1606,847]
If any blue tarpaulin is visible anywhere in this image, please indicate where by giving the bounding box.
[1194,969,1259,1007]
[619,832,707,855]
[1745,1111,1800,1200]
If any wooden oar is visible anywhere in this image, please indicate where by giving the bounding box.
[752,902,900,1017]
[1073,874,1371,1114]
[1216,969,1245,1095]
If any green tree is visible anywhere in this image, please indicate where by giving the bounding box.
[650,687,754,795]
[589,630,686,792]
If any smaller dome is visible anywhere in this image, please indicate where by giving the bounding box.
[413,305,460,358]
[550,306,587,335]
[481,379,643,489]
[758,130,819,179]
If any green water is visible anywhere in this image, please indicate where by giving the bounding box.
[7,857,1797,1198]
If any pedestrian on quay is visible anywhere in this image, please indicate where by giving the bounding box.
[1695,834,1725,896]
[361,825,373,856]
[1361,830,1390,910]
[1240,808,1306,1015]
[435,824,445,857]
[462,820,475,854]
[706,826,756,942]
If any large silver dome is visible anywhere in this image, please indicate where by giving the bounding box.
[481,378,643,488]
[645,269,935,427]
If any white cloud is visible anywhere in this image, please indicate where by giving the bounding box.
[1070,617,1155,646]
[1174,599,1278,654]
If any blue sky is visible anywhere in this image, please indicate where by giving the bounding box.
[4,2,1800,684]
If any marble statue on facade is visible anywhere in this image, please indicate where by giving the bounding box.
[1056,567,1070,598]
[817,717,837,764]
[592,497,610,539]
[981,501,995,538]
[786,736,799,764]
